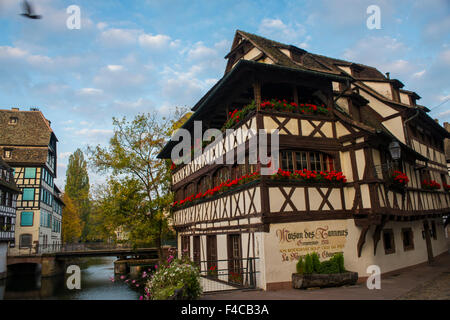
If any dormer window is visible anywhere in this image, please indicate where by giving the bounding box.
[8,117,18,125]
[4,150,11,159]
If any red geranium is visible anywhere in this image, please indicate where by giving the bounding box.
[392,171,409,186]
[422,180,441,190]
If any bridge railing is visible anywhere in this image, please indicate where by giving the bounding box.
[8,240,177,256]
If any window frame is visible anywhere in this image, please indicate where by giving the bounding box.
[20,211,34,227]
[22,188,35,201]
[280,150,335,172]
[382,229,396,255]
[24,167,36,179]
[401,228,414,251]
[19,233,33,248]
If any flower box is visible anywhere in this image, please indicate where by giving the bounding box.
[422,180,441,191]
[444,183,450,192]
[292,271,358,289]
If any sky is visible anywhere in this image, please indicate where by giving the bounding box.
[0,0,449,189]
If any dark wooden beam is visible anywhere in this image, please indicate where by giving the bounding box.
[357,225,370,257]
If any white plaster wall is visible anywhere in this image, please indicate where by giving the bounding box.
[400,93,410,105]
[363,81,393,100]
[359,90,397,118]
[0,243,7,276]
[383,116,406,144]
[345,218,448,276]
[262,218,448,287]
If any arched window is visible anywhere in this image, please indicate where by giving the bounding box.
[231,165,240,180]
[198,176,211,194]
[185,183,196,197]
[213,167,230,186]
[175,188,184,202]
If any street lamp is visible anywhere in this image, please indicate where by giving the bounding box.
[388,141,401,160]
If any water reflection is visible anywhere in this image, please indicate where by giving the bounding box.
[1,257,141,300]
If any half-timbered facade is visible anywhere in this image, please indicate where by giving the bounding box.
[158,30,450,290]
[0,108,64,254]
[0,158,20,278]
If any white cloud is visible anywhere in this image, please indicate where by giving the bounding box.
[138,33,173,49]
[107,64,124,71]
[437,109,450,118]
[78,88,103,95]
[187,42,216,60]
[58,152,72,160]
[343,36,408,63]
[0,46,27,59]
[74,128,113,136]
[413,70,426,78]
[258,18,307,45]
[97,22,108,30]
[99,28,139,46]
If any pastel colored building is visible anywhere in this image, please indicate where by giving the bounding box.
[0,108,64,255]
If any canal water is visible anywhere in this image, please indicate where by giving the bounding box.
[0,257,142,300]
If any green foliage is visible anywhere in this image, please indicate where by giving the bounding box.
[222,101,257,130]
[88,110,186,255]
[145,259,202,300]
[311,252,321,273]
[304,254,314,274]
[61,193,82,243]
[318,260,340,274]
[330,252,346,273]
[297,252,346,275]
[65,149,91,241]
[296,257,304,274]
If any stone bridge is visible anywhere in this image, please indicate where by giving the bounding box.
[7,243,168,277]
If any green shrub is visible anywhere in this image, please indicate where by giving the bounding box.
[300,252,346,275]
[311,252,321,273]
[330,253,345,273]
[296,257,304,274]
[145,259,202,300]
[318,260,340,274]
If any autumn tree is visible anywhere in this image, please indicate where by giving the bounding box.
[88,110,186,259]
[65,149,91,241]
[61,193,82,243]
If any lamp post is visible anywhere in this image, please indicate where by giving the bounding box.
[388,141,401,172]
[388,141,401,160]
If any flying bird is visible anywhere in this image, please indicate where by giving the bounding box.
[20,0,42,19]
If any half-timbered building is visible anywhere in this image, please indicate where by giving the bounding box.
[0,107,64,254]
[158,30,450,290]
[0,158,20,278]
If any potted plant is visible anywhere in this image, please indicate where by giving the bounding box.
[292,252,358,289]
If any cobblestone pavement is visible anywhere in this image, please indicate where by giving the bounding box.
[396,272,450,300]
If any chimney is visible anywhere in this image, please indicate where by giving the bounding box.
[385,72,390,79]
[11,107,19,111]
[434,119,439,124]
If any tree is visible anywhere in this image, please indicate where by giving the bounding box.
[61,193,82,243]
[65,149,91,241]
[88,110,186,259]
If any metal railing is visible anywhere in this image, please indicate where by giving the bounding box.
[8,240,177,256]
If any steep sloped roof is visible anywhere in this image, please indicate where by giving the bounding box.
[235,30,387,79]
[0,109,54,146]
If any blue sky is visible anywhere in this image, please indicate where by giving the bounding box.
[0,0,449,188]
